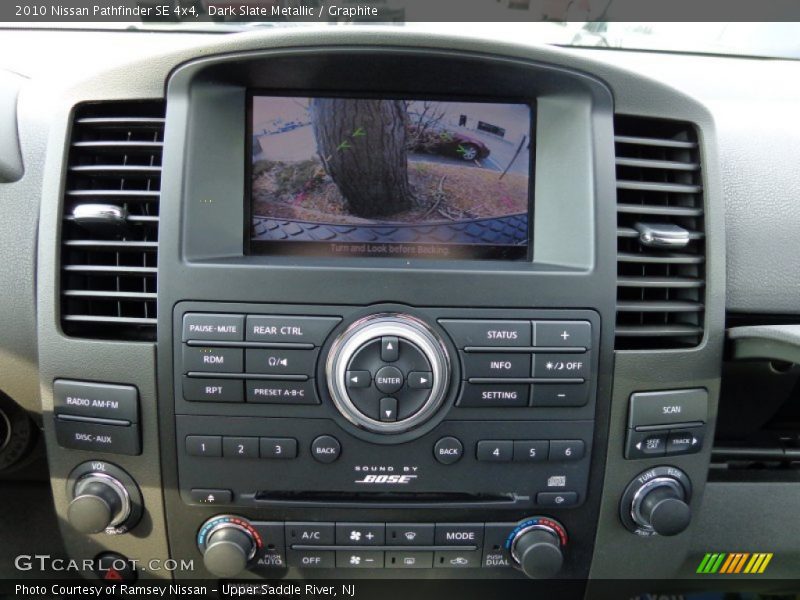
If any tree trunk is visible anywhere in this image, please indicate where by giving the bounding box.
[310,98,414,218]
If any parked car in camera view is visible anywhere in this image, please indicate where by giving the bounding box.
[408,123,491,161]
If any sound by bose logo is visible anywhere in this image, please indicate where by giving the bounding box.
[354,474,418,484]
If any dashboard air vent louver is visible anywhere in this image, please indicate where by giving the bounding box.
[60,101,165,341]
[614,115,705,349]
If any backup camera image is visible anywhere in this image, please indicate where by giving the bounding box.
[249,96,532,260]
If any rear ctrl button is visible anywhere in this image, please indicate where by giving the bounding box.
[433,437,463,465]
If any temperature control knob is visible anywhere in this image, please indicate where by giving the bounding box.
[507,517,567,579]
[67,473,130,534]
[198,516,261,578]
[621,466,693,536]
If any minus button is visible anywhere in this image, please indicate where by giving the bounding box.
[532,383,590,407]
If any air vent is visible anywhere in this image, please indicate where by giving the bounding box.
[614,115,705,349]
[60,101,164,341]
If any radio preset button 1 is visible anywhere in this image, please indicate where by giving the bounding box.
[533,354,589,379]
[246,348,317,376]
[183,346,243,374]
[386,523,435,546]
[183,313,245,342]
[435,523,484,546]
[534,321,591,348]
[433,437,463,465]
[246,380,318,404]
[286,522,335,545]
[462,352,530,379]
[246,315,341,345]
[439,319,531,347]
[183,376,243,403]
[185,435,221,457]
[311,435,341,463]
[458,383,530,407]
[476,440,513,462]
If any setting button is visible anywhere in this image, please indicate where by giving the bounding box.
[533,354,589,379]
[246,315,341,345]
[458,383,529,407]
[182,313,244,342]
[374,366,404,394]
[183,346,243,374]
[439,319,531,348]
[534,320,591,348]
[311,435,341,463]
[433,436,463,465]
[462,352,530,378]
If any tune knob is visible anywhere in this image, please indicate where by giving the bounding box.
[198,516,261,578]
[67,473,131,534]
[508,517,567,579]
[621,466,693,536]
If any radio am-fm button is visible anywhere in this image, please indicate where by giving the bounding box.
[311,435,341,463]
[433,436,463,465]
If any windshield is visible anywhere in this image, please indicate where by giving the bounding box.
[4,20,800,60]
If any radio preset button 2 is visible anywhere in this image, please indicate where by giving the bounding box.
[311,435,341,463]
[223,436,258,459]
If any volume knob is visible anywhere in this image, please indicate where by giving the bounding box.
[67,473,130,534]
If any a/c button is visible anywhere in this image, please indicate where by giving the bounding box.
[433,437,463,465]
[311,435,341,463]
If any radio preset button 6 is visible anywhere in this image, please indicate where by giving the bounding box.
[183,346,243,374]
[246,315,341,345]
[311,435,341,463]
[439,319,531,348]
[183,313,245,342]
[458,383,529,407]
[549,440,585,461]
[433,436,463,465]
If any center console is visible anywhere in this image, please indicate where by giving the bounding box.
[149,47,617,581]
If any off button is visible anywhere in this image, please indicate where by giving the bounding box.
[433,436,463,465]
[311,435,341,463]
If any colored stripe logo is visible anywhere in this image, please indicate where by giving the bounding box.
[697,553,773,574]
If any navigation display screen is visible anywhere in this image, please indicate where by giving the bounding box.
[248,95,533,260]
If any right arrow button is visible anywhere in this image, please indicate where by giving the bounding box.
[407,371,433,389]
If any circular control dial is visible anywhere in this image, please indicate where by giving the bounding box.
[506,517,567,579]
[620,466,692,536]
[197,515,262,578]
[327,314,450,434]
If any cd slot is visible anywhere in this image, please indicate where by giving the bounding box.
[250,491,523,509]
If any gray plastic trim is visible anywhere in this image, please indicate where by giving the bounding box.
[728,324,800,364]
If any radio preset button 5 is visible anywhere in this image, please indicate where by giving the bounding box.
[246,315,341,345]
[439,319,531,348]
[311,435,341,463]
[513,440,549,462]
